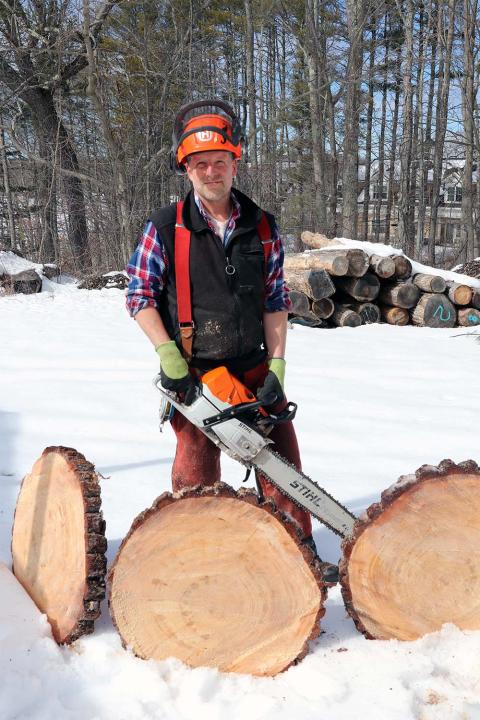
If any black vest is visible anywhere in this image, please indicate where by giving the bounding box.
[149,189,273,370]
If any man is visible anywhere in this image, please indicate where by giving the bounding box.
[126,99,334,577]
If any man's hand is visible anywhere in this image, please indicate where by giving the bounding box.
[256,358,286,409]
[155,341,197,405]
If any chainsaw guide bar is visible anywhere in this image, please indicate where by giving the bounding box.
[154,369,356,538]
[252,448,356,537]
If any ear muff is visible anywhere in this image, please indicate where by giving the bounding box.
[171,99,243,175]
[169,148,184,176]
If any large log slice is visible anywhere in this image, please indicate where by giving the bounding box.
[108,483,327,676]
[11,447,107,644]
[340,459,480,641]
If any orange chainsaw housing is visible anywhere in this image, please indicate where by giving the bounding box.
[201,366,257,406]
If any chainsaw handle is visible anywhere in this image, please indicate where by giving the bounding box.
[202,396,272,428]
[266,401,297,425]
[202,397,297,428]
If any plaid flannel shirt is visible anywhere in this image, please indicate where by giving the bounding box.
[126,193,291,317]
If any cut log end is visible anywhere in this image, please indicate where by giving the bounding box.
[340,459,480,641]
[108,483,327,676]
[390,254,412,280]
[411,293,457,328]
[447,283,473,306]
[380,305,409,326]
[332,305,362,328]
[457,308,480,327]
[413,273,447,294]
[369,254,396,279]
[11,447,107,644]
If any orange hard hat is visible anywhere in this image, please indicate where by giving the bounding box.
[170,99,243,174]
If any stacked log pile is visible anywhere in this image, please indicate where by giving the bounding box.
[284,233,480,329]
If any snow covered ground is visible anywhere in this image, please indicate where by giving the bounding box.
[1,254,480,719]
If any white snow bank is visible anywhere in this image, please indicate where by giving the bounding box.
[0,250,77,293]
[0,250,45,276]
[1,289,480,719]
[2,570,480,720]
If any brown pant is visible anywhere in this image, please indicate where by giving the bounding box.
[170,361,312,537]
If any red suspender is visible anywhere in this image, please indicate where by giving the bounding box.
[174,204,272,360]
[257,212,273,266]
[174,201,194,360]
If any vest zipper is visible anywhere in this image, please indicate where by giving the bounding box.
[224,239,243,357]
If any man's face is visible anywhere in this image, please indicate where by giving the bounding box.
[184,150,237,204]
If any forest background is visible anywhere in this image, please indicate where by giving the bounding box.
[0,0,478,274]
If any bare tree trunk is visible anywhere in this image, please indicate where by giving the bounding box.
[325,81,339,236]
[384,43,402,244]
[362,17,376,241]
[83,0,132,265]
[417,0,438,258]
[305,0,327,232]
[245,0,258,183]
[57,122,90,269]
[0,123,16,250]
[397,0,414,255]
[35,128,58,264]
[341,0,365,239]
[143,0,151,213]
[460,0,476,262]
[427,0,456,266]
[411,6,426,259]
[374,14,389,243]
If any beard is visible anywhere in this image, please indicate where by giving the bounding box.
[196,179,230,202]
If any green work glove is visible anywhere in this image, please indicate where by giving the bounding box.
[268,357,286,389]
[257,358,286,409]
[155,341,196,404]
[155,340,188,379]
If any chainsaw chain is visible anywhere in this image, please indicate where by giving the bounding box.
[252,448,356,538]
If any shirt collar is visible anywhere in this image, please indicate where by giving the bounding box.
[194,192,241,227]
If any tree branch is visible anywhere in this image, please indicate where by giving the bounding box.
[1,115,101,186]
[60,0,121,84]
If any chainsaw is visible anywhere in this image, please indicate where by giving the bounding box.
[154,365,356,538]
